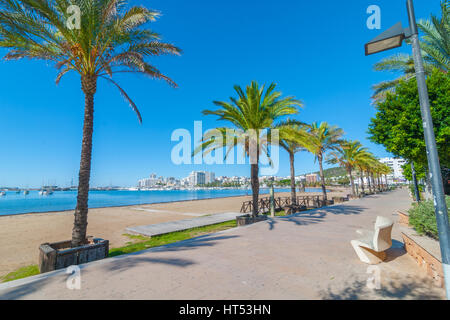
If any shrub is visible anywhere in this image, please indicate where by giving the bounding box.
[408,196,450,239]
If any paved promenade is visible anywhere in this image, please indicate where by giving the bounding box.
[126,212,242,237]
[0,189,445,299]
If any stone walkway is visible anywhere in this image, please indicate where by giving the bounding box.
[0,189,445,300]
[126,212,242,237]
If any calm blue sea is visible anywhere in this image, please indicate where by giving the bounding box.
[0,188,324,216]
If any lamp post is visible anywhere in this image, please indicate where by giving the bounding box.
[365,0,450,299]
[270,177,275,218]
[411,162,421,202]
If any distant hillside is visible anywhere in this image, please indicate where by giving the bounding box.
[304,167,347,178]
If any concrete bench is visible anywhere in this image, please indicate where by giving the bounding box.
[351,216,394,264]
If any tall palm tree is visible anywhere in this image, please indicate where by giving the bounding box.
[195,81,301,217]
[306,122,344,200]
[276,122,311,205]
[354,150,377,195]
[371,0,449,101]
[0,0,181,247]
[327,140,368,197]
[419,0,450,72]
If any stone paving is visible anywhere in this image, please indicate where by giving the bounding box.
[0,189,445,300]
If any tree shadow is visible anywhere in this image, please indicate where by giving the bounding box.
[0,273,62,300]
[319,275,444,300]
[101,234,240,273]
[265,205,366,231]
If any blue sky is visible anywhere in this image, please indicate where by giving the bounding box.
[0,0,441,187]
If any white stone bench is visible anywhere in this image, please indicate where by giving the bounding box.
[351,216,394,264]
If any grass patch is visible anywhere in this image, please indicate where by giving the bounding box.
[1,265,39,283]
[109,220,237,258]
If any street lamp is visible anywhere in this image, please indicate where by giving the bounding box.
[365,22,406,55]
[365,0,450,299]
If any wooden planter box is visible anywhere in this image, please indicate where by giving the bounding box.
[236,214,268,226]
[39,238,109,273]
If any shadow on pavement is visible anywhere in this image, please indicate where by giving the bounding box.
[266,205,366,231]
[101,234,240,273]
[319,275,444,300]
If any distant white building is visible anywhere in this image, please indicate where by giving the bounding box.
[188,171,208,186]
[379,157,407,180]
[138,173,161,188]
[204,171,215,184]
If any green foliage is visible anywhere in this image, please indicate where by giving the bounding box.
[402,162,426,182]
[1,265,39,283]
[109,220,237,257]
[408,196,450,239]
[368,69,450,169]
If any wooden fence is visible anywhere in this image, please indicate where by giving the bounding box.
[240,195,329,214]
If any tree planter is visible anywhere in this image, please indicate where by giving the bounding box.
[283,205,307,215]
[236,214,268,226]
[332,197,345,203]
[39,238,109,273]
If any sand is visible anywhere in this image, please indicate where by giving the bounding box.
[0,188,350,277]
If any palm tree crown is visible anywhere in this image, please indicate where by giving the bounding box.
[0,0,181,247]
[0,0,181,120]
[196,81,302,216]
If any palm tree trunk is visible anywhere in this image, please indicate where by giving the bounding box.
[289,151,296,205]
[72,75,97,248]
[367,170,372,193]
[318,154,327,201]
[359,171,365,194]
[251,163,259,217]
[348,168,356,196]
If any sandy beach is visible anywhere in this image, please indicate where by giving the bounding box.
[0,188,350,278]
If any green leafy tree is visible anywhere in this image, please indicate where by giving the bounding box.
[368,69,450,185]
[0,0,181,247]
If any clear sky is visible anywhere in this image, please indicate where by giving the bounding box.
[0,0,441,188]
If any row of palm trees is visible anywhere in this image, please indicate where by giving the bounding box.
[197,81,392,217]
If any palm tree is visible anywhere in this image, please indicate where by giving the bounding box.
[306,122,344,200]
[195,81,301,217]
[354,150,377,195]
[327,140,368,197]
[276,122,311,205]
[0,0,181,247]
[371,0,449,101]
[419,0,450,72]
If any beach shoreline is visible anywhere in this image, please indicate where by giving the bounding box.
[0,187,350,278]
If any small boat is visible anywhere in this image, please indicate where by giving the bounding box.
[0,191,6,196]
[16,190,21,194]
[23,190,29,195]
